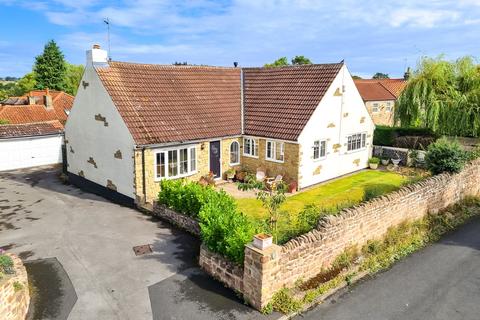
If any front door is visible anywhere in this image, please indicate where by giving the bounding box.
[209,140,221,178]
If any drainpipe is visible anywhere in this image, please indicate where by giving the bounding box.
[240,68,245,135]
[141,147,146,204]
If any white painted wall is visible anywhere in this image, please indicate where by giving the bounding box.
[297,64,375,189]
[0,135,63,171]
[65,58,135,198]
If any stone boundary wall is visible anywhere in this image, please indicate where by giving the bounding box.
[152,202,200,236]
[199,245,244,293]
[269,159,480,299]
[198,160,480,310]
[0,254,30,320]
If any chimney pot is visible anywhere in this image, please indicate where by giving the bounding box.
[93,44,101,49]
[233,62,238,68]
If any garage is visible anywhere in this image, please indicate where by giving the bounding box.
[0,121,64,171]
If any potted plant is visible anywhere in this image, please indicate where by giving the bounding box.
[225,169,235,180]
[381,156,390,166]
[391,153,401,166]
[368,157,380,169]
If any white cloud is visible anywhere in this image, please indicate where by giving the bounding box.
[390,8,459,28]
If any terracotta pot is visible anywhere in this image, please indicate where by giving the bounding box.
[288,181,298,193]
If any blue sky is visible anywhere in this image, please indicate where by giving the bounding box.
[1,0,479,78]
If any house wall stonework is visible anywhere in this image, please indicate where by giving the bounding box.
[365,100,395,126]
[0,254,30,320]
[200,160,480,310]
[135,137,241,204]
[240,138,300,184]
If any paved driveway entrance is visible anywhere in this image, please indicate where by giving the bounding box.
[0,166,276,320]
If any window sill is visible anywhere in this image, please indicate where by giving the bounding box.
[229,162,240,166]
[266,158,285,164]
[243,154,259,159]
[154,170,198,182]
[345,148,367,155]
[313,156,327,162]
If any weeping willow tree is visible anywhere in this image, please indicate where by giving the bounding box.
[396,56,480,137]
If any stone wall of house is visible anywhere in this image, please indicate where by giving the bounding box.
[365,100,395,126]
[134,137,241,204]
[0,254,30,320]
[240,138,300,184]
[199,160,480,310]
[199,245,244,293]
[152,202,201,236]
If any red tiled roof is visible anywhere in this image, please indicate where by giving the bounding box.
[0,120,63,139]
[243,63,343,141]
[354,79,407,101]
[95,62,242,145]
[0,90,74,125]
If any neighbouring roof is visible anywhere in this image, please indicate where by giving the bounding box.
[0,90,74,126]
[95,62,242,145]
[354,79,407,101]
[0,120,63,139]
[243,63,344,141]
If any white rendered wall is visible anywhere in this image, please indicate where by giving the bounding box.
[297,64,375,189]
[64,63,135,198]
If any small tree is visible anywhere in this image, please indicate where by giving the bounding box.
[13,72,36,96]
[425,137,468,174]
[373,72,389,79]
[65,63,84,95]
[33,40,67,91]
[257,183,287,243]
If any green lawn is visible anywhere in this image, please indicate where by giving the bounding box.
[236,170,410,221]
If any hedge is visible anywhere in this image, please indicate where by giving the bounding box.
[373,126,437,147]
[158,180,258,264]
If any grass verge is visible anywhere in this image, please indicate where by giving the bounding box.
[263,196,480,315]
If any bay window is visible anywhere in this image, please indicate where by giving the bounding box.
[155,146,197,179]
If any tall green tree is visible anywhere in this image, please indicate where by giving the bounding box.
[396,56,480,137]
[265,56,313,68]
[291,55,312,65]
[265,57,289,68]
[33,40,67,91]
[373,72,389,79]
[65,63,84,95]
[13,72,36,96]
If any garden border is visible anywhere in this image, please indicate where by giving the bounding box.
[199,159,480,310]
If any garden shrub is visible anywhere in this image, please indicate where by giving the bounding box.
[425,138,468,174]
[198,190,258,264]
[0,254,14,274]
[374,126,437,147]
[158,179,216,217]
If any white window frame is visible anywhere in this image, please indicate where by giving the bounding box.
[385,101,393,112]
[229,141,240,165]
[243,137,258,158]
[346,133,367,153]
[154,145,197,180]
[313,140,327,161]
[372,103,379,113]
[265,140,285,163]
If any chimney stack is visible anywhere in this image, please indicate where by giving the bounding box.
[44,88,53,109]
[86,44,108,66]
[27,96,36,105]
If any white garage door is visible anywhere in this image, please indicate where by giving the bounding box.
[0,135,63,171]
